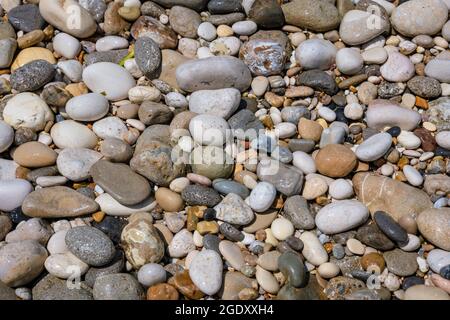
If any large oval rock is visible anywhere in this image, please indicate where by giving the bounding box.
[82,62,136,101]
[32,274,93,300]
[0,240,47,287]
[355,132,392,162]
[366,100,421,131]
[90,160,151,206]
[39,0,97,38]
[391,0,448,37]
[316,200,369,234]
[417,208,450,251]
[120,213,165,269]
[176,56,252,92]
[66,93,110,122]
[282,0,339,32]
[353,172,433,221]
[22,186,99,218]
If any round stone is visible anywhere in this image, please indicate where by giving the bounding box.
[0,179,33,212]
[52,33,81,59]
[295,39,337,70]
[249,182,276,212]
[65,226,116,267]
[271,218,294,241]
[189,114,230,146]
[155,187,184,212]
[0,121,14,153]
[12,141,57,168]
[315,144,358,178]
[318,262,340,279]
[336,48,363,75]
[328,179,353,200]
[137,263,167,287]
[417,208,450,251]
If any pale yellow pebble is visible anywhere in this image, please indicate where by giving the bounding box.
[346,238,365,255]
[316,118,328,129]
[317,262,340,279]
[11,47,56,71]
[216,25,233,37]
[423,122,437,132]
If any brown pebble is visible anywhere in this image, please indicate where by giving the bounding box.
[155,188,184,212]
[361,252,385,272]
[171,271,204,300]
[398,214,418,234]
[147,283,179,300]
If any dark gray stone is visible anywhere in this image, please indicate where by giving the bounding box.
[278,251,308,288]
[219,222,244,242]
[84,251,125,287]
[373,211,408,246]
[152,0,208,11]
[212,179,250,199]
[383,249,418,277]
[407,76,442,99]
[283,195,314,229]
[181,185,222,207]
[135,37,162,79]
[206,13,246,26]
[248,0,285,29]
[66,226,116,267]
[288,139,316,153]
[10,60,55,92]
[8,4,45,32]
[79,0,107,23]
[208,0,243,14]
[228,109,264,140]
[356,222,395,251]
[297,69,338,95]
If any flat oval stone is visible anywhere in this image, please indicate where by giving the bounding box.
[282,0,339,32]
[427,249,450,273]
[32,274,93,300]
[219,240,245,271]
[176,56,252,92]
[316,200,369,234]
[0,179,33,212]
[82,62,136,101]
[417,208,450,251]
[182,185,222,207]
[90,160,151,206]
[282,195,315,229]
[189,114,230,146]
[355,132,392,162]
[391,0,448,37]
[366,100,421,131]
[299,231,328,266]
[329,179,354,200]
[50,120,98,149]
[315,144,357,178]
[57,147,102,182]
[404,284,450,300]
[189,249,223,296]
[22,186,99,218]
[66,93,110,122]
[66,226,116,267]
[255,265,279,294]
[340,10,389,45]
[0,240,47,287]
[212,179,249,199]
[95,193,156,216]
[39,0,97,38]
[10,59,56,92]
[12,141,57,168]
[134,36,162,79]
[292,151,316,174]
[53,32,81,59]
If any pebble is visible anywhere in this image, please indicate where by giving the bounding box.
[0,240,47,287]
[316,200,369,234]
[403,165,424,187]
[380,52,415,83]
[339,10,389,45]
[53,33,81,59]
[366,100,421,131]
[300,231,328,266]
[65,226,116,266]
[189,114,230,146]
[134,37,162,79]
[176,56,252,92]
[295,39,337,71]
[417,208,450,251]
[32,274,92,300]
[278,251,307,288]
[44,252,89,279]
[82,62,136,101]
[51,120,98,149]
[10,60,55,93]
[215,193,254,225]
[248,182,276,213]
[219,240,245,271]
[404,285,450,300]
[189,249,223,296]
[168,229,195,258]
[436,131,450,150]
[189,88,241,119]
[255,265,279,294]
[66,93,110,122]
[329,179,353,200]
[0,179,33,212]
[5,217,52,245]
[271,218,294,241]
[391,0,448,37]
[336,48,363,75]
[383,249,418,277]
[137,263,166,287]
[282,0,339,32]
[355,132,392,162]
[397,131,421,150]
[315,144,357,178]
[93,273,144,300]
